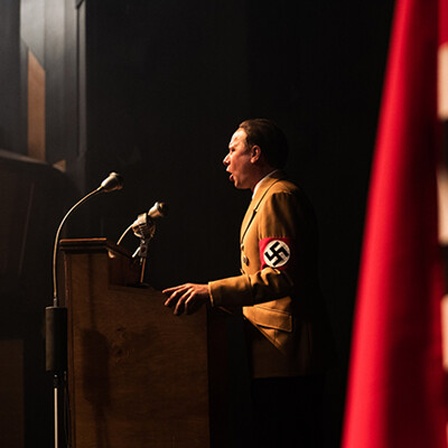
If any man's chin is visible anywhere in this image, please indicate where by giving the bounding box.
[229,175,238,188]
[229,176,248,190]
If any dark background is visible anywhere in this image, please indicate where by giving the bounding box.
[0,0,395,446]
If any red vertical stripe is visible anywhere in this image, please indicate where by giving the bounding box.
[440,0,448,45]
[342,0,447,447]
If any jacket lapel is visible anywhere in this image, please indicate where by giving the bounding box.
[239,171,286,243]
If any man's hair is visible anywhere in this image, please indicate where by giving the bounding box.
[238,118,289,169]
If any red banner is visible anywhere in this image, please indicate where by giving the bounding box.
[342,0,447,446]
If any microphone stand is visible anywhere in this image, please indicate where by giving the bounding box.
[117,202,167,286]
[133,238,150,284]
[131,213,155,285]
[45,172,123,448]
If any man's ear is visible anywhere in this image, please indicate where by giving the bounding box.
[250,145,262,163]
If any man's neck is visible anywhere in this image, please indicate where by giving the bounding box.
[252,168,280,197]
[250,166,277,190]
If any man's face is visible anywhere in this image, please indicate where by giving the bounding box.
[223,128,255,190]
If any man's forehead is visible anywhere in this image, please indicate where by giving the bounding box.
[229,128,247,147]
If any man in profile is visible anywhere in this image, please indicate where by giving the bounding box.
[163,118,335,447]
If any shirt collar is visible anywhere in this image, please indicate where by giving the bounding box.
[252,169,280,198]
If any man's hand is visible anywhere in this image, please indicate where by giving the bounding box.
[162,283,210,316]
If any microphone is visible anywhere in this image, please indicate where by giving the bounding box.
[116,201,167,285]
[47,172,124,374]
[116,201,168,245]
[99,171,124,193]
[147,201,168,219]
[51,172,124,305]
[132,201,168,239]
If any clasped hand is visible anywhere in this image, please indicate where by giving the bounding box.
[162,283,210,316]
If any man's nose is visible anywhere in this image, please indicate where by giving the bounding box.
[223,153,230,165]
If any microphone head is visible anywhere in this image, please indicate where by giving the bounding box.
[99,172,124,193]
[130,201,168,241]
[148,201,168,219]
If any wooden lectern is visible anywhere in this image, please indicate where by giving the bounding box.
[60,238,245,448]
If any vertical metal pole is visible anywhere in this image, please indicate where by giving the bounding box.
[54,386,59,448]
